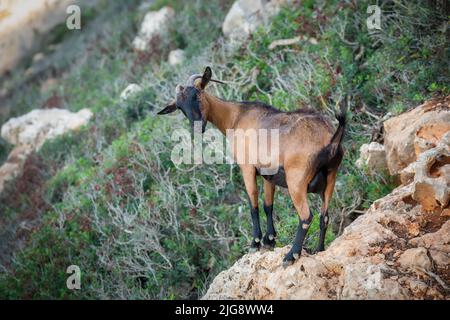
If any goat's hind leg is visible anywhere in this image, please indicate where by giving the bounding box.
[314,170,338,253]
[283,171,313,267]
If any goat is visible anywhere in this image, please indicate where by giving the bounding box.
[157,67,346,267]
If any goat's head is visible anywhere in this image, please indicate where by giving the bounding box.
[157,66,221,133]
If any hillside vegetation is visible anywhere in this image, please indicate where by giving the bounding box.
[0,0,448,299]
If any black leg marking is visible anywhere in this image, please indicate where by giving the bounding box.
[305,212,329,255]
[316,213,328,253]
[249,206,262,252]
[283,212,313,267]
[263,204,277,250]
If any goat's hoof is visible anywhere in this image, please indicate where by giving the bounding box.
[282,259,294,268]
[305,246,324,255]
[282,251,299,268]
[263,234,276,250]
[249,238,261,252]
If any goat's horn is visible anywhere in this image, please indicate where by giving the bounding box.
[187,74,226,86]
[187,74,203,86]
[210,79,226,85]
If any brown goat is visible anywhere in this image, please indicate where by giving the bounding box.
[158,67,346,267]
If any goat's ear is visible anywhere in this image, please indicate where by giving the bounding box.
[157,101,177,115]
[200,66,212,89]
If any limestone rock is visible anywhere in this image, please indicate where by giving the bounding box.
[120,84,143,101]
[383,96,450,175]
[203,183,449,300]
[414,122,450,157]
[429,249,449,268]
[222,0,291,42]
[409,220,450,250]
[168,49,185,66]
[397,247,432,271]
[0,108,93,192]
[399,131,450,211]
[0,146,31,192]
[356,142,387,174]
[1,109,93,149]
[132,6,175,51]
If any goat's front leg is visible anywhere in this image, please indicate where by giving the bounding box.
[284,171,313,267]
[241,166,262,252]
[263,180,276,250]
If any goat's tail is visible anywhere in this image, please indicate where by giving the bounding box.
[312,102,347,175]
[328,103,346,160]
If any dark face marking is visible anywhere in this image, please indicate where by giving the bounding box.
[176,86,207,133]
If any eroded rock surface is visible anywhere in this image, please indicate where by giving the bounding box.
[384,97,450,175]
[400,132,450,211]
[204,183,449,300]
[0,108,93,192]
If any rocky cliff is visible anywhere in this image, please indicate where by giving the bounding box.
[204,98,450,300]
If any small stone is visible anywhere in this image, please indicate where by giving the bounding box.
[355,142,387,174]
[168,49,185,66]
[133,6,175,51]
[382,246,393,255]
[32,52,45,63]
[308,37,318,45]
[398,277,408,285]
[222,0,292,42]
[397,247,431,271]
[120,84,142,101]
[407,279,428,295]
[407,222,420,237]
[429,249,449,267]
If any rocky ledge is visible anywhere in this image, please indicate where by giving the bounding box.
[204,98,449,300]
